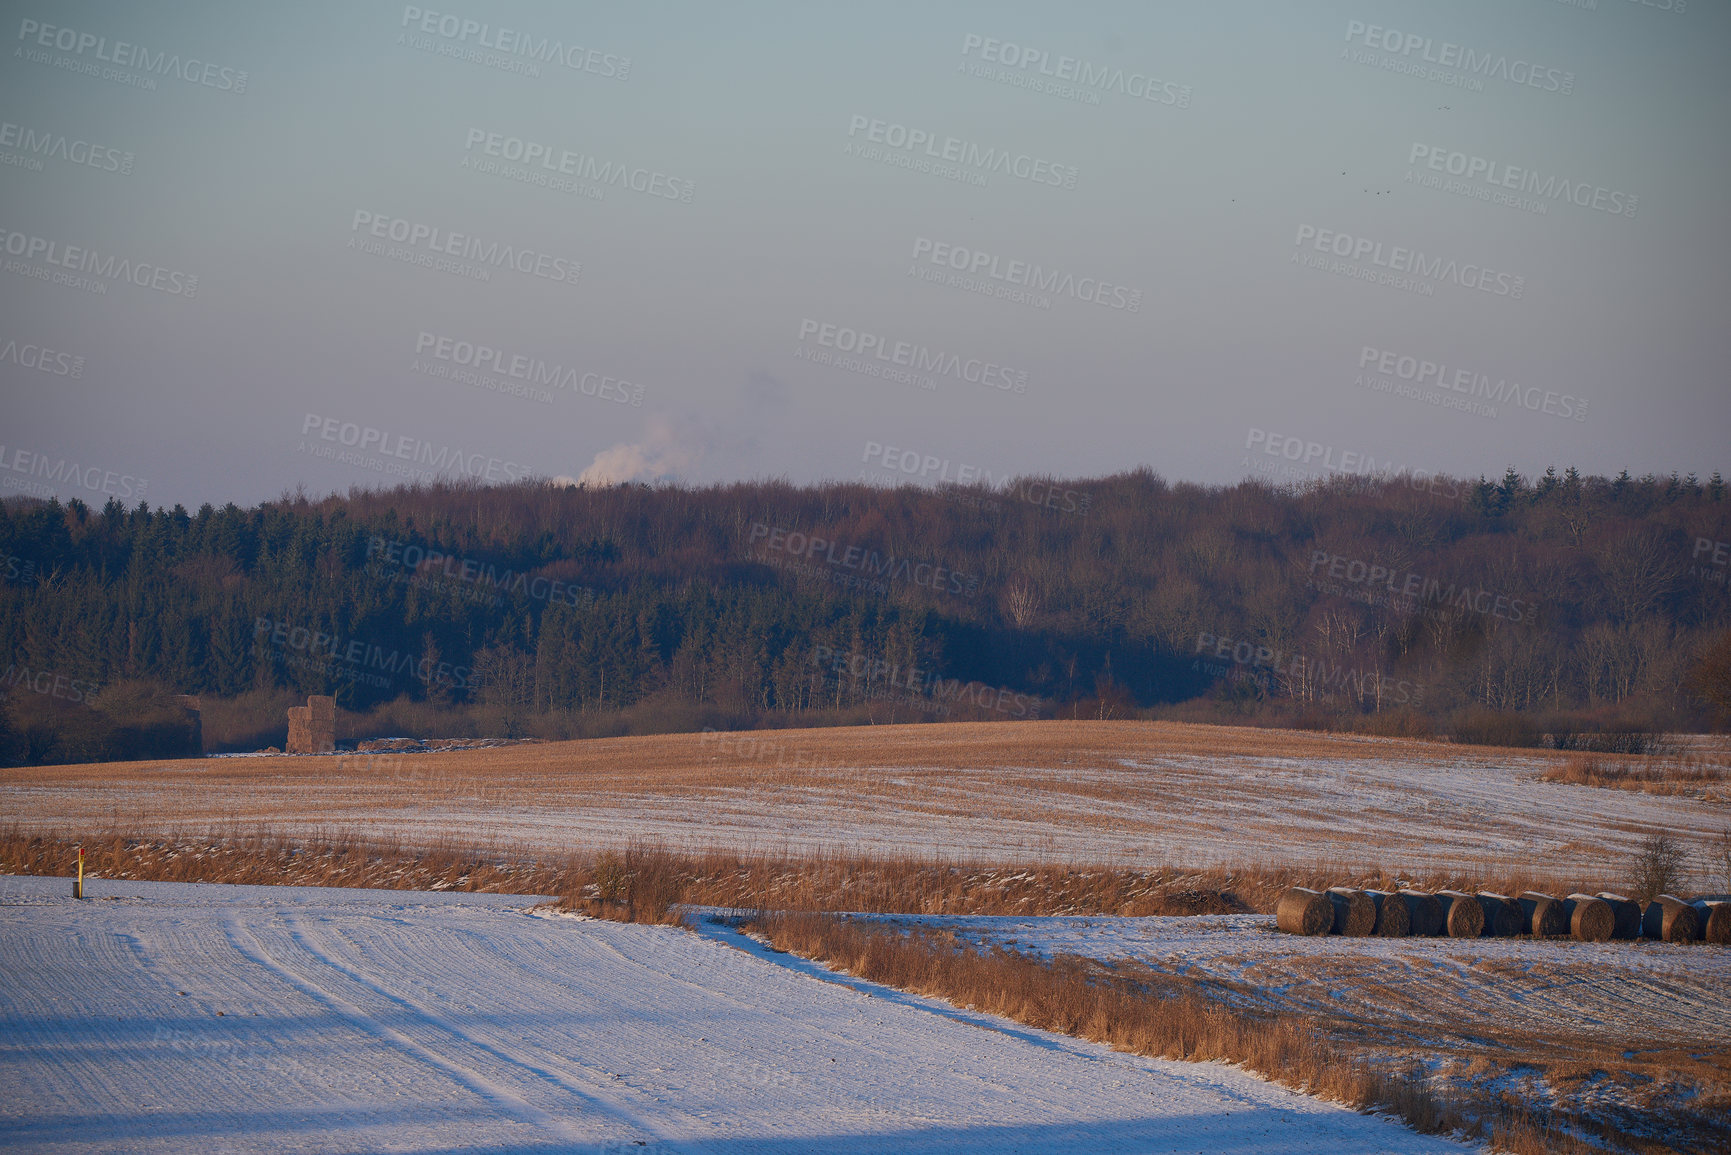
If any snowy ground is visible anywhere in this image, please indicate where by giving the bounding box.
[0,876,1472,1153]
[848,912,1730,1141]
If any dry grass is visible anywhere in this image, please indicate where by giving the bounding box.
[0,826,1602,921]
[747,912,1726,1154]
[0,826,579,895]
[1542,753,1729,799]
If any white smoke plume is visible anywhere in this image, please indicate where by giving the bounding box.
[574,419,701,486]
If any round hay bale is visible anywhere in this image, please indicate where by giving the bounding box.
[1594,892,1643,940]
[1325,887,1377,937]
[1518,891,1568,938]
[1563,894,1614,942]
[1396,889,1444,937]
[1436,890,1485,938]
[1276,887,1333,936]
[1474,892,1523,937]
[1692,900,1731,946]
[1363,889,1410,937]
[1642,895,1702,943]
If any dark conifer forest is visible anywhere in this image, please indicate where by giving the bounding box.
[2,466,1729,762]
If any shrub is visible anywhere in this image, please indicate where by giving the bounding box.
[1450,709,1541,748]
[1628,833,1688,903]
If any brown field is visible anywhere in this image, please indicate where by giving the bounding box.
[4,720,1727,884]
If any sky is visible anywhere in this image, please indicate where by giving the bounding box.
[1,0,1726,509]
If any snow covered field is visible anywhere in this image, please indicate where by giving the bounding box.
[0,876,1471,1153]
[4,721,1725,882]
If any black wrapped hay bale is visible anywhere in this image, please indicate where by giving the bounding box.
[1396,889,1444,937]
[1363,889,1410,937]
[1473,892,1523,937]
[1325,887,1377,937]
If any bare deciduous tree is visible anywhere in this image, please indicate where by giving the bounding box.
[1628,833,1688,903]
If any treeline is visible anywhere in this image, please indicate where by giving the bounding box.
[1,465,1728,760]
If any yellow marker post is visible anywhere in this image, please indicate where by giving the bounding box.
[74,845,83,900]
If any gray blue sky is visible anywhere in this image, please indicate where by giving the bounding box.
[2,0,1726,506]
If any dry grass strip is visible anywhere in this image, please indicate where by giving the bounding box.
[4,826,1605,922]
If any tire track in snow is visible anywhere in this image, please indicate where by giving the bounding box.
[307,912,738,1140]
[223,913,667,1151]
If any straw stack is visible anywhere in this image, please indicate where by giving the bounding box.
[1562,894,1614,942]
[1276,887,1333,936]
[1396,889,1444,937]
[1435,890,1485,938]
[1325,887,1377,937]
[1518,892,1568,939]
[1642,895,1702,943]
[1595,893,1643,940]
[1691,900,1731,945]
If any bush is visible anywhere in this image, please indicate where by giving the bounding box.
[1450,709,1542,748]
[0,680,201,766]
[1628,833,1688,903]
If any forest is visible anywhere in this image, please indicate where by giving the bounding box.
[1,465,1728,762]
